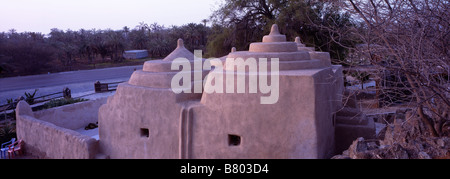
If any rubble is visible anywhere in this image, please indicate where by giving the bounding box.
[333,111,450,159]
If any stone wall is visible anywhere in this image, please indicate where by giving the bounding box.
[33,98,106,130]
[15,98,106,159]
[98,84,183,159]
[97,26,348,159]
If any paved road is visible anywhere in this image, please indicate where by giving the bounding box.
[0,65,142,104]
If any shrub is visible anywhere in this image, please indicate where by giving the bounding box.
[39,98,89,110]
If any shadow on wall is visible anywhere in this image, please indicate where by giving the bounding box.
[15,98,106,159]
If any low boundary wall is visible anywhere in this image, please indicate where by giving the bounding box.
[15,98,106,159]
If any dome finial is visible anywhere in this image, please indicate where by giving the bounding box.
[295,37,301,44]
[231,47,236,52]
[261,24,287,43]
[269,24,280,35]
[177,38,184,48]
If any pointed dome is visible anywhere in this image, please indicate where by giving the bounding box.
[295,37,306,47]
[295,36,315,51]
[262,24,287,43]
[163,39,195,61]
[225,23,330,71]
[269,24,281,35]
[249,24,297,52]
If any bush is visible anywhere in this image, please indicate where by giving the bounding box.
[37,98,89,111]
[0,122,16,144]
[24,89,38,105]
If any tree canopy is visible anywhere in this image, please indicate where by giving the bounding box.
[207,0,357,62]
[0,22,210,77]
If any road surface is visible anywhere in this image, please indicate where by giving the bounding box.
[0,65,142,104]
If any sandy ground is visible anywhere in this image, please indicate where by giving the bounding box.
[75,127,99,140]
[62,91,112,141]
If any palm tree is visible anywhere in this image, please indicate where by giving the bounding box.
[130,29,147,49]
[104,30,126,62]
[137,22,149,31]
[78,29,95,64]
[122,26,130,39]
[201,19,209,26]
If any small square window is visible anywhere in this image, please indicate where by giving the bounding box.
[140,128,149,138]
[228,134,241,146]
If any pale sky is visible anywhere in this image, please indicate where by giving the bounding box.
[0,0,222,34]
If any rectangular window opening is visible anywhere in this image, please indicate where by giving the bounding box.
[140,128,149,138]
[228,134,241,146]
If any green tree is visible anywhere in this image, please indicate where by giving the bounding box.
[49,29,79,70]
[1,31,53,75]
[104,30,126,62]
[207,0,357,62]
[205,24,234,57]
[78,29,96,64]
